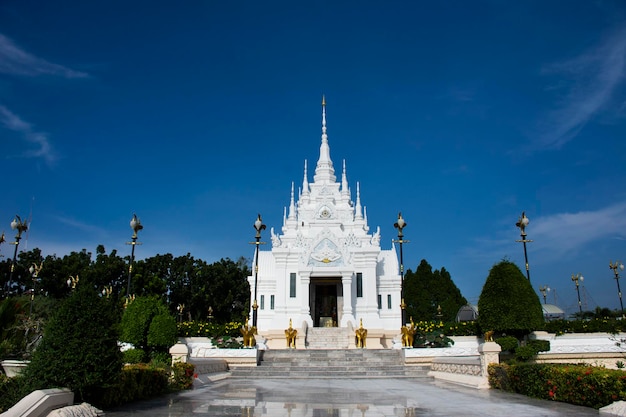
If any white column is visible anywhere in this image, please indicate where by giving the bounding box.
[340,272,356,327]
[299,273,313,327]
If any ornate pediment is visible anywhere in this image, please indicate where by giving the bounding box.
[301,229,350,267]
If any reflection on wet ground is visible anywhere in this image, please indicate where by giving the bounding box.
[106,377,601,417]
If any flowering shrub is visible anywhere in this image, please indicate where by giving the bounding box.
[413,320,479,337]
[212,335,243,349]
[170,362,196,390]
[413,331,454,348]
[489,363,626,409]
[177,321,242,338]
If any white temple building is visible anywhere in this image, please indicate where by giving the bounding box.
[248,98,402,348]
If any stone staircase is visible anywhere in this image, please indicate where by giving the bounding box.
[305,327,351,349]
[230,349,430,379]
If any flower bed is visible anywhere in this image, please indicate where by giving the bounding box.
[488,362,626,409]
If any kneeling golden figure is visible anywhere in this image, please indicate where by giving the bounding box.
[355,318,367,348]
[240,318,257,348]
[401,317,416,348]
[285,318,297,348]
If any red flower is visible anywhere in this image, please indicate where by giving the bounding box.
[548,391,555,398]
[194,373,198,379]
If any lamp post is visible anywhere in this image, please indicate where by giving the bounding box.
[515,211,532,282]
[571,273,584,314]
[539,285,550,304]
[28,262,43,317]
[8,216,28,293]
[177,303,185,323]
[126,214,143,298]
[610,261,625,318]
[250,214,266,328]
[393,212,409,327]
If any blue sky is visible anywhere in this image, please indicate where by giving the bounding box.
[1,1,625,315]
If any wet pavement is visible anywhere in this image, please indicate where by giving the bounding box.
[104,377,601,416]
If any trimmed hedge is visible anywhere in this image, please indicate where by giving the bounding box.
[489,363,626,409]
[98,364,170,408]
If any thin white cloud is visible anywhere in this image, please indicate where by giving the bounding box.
[530,202,626,255]
[534,26,626,150]
[460,202,626,261]
[0,105,57,164]
[52,215,110,237]
[0,33,89,78]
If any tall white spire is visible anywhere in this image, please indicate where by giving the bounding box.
[341,159,349,198]
[302,160,310,196]
[355,181,363,220]
[314,95,336,183]
[288,182,296,219]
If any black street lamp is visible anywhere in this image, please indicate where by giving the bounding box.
[571,273,584,314]
[8,215,28,293]
[539,285,550,304]
[393,212,409,327]
[250,214,266,328]
[515,211,533,282]
[28,262,43,317]
[126,214,143,298]
[610,261,625,317]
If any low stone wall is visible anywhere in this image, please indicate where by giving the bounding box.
[172,338,259,367]
[531,331,626,369]
[0,388,74,417]
[425,341,501,389]
[404,336,480,366]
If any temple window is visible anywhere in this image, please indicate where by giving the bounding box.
[290,273,296,298]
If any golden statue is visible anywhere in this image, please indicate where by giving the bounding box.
[484,330,494,342]
[355,318,367,348]
[401,317,417,348]
[285,318,297,348]
[240,318,257,348]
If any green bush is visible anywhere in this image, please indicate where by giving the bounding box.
[495,336,518,353]
[542,318,626,335]
[170,362,196,390]
[478,260,544,338]
[147,313,177,350]
[0,374,30,413]
[99,364,169,408]
[22,285,123,407]
[121,296,177,358]
[489,363,626,409]
[149,351,171,367]
[123,348,146,364]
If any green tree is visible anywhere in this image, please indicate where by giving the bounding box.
[404,259,467,322]
[120,296,176,358]
[477,260,544,338]
[23,284,122,405]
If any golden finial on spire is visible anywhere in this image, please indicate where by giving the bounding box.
[322,94,326,106]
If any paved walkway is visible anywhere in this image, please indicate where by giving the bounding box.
[105,377,601,417]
